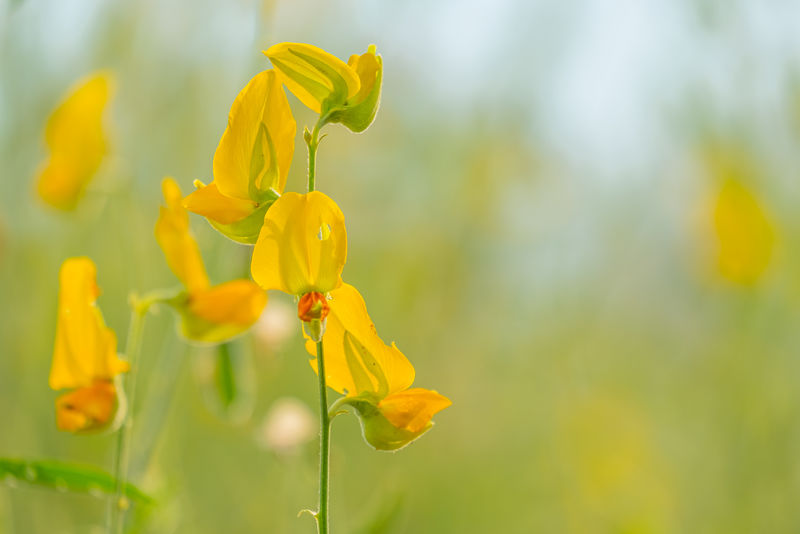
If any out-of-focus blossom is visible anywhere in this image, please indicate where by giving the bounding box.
[156,178,267,343]
[255,397,316,454]
[36,72,113,210]
[305,284,450,451]
[183,70,295,243]
[49,257,128,432]
[713,179,775,285]
[253,298,296,352]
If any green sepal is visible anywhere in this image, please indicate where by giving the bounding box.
[0,458,154,505]
[207,195,276,244]
[341,397,433,452]
[327,56,382,133]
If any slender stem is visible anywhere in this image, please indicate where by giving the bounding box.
[315,340,331,534]
[108,302,148,534]
[306,118,324,193]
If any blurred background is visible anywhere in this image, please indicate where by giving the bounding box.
[3,0,800,532]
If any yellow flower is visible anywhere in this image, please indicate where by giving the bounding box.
[264,43,382,131]
[156,177,267,343]
[183,70,296,243]
[36,72,113,210]
[250,191,347,296]
[713,179,775,285]
[305,284,451,450]
[49,257,128,432]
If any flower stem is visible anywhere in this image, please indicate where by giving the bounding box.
[108,299,149,534]
[306,118,325,193]
[315,340,331,534]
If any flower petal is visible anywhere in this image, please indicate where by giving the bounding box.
[378,388,451,434]
[55,380,118,433]
[155,178,210,293]
[183,181,258,225]
[305,284,415,397]
[213,70,296,201]
[36,72,112,210]
[251,191,347,295]
[49,258,128,390]
[264,43,360,114]
[189,280,267,327]
[328,45,383,132]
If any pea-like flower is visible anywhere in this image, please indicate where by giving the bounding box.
[264,43,382,132]
[183,70,296,243]
[156,177,267,343]
[305,284,451,450]
[250,191,346,339]
[36,72,113,210]
[49,257,128,432]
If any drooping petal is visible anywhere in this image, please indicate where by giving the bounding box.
[378,388,452,434]
[155,178,210,293]
[37,72,112,210]
[264,43,360,114]
[49,258,128,390]
[213,70,296,201]
[305,284,414,397]
[251,191,347,295]
[55,380,118,433]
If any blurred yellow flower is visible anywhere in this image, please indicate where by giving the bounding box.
[264,42,382,131]
[156,177,267,343]
[713,179,775,285]
[36,72,113,210]
[49,257,128,432]
[250,191,347,296]
[184,70,296,243]
[305,284,451,450]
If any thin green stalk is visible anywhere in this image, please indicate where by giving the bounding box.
[307,122,321,193]
[314,340,331,534]
[108,301,148,534]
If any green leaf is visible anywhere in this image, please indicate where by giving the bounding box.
[0,458,154,505]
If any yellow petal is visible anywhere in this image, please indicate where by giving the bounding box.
[251,191,347,295]
[183,181,258,225]
[264,42,360,113]
[378,388,452,434]
[189,279,267,326]
[155,178,210,293]
[49,258,129,390]
[348,45,381,105]
[55,380,117,433]
[714,179,775,285]
[36,72,112,210]
[305,284,415,397]
[214,70,296,200]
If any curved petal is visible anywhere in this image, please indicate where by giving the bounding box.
[55,380,117,433]
[251,191,347,295]
[155,178,210,293]
[189,279,267,327]
[305,284,415,397]
[378,388,451,434]
[183,181,257,225]
[213,70,296,201]
[49,258,128,390]
[37,72,112,210]
[264,43,360,113]
[328,45,383,132]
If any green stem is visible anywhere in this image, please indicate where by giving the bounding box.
[314,340,331,534]
[108,300,149,534]
[306,117,326,193]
